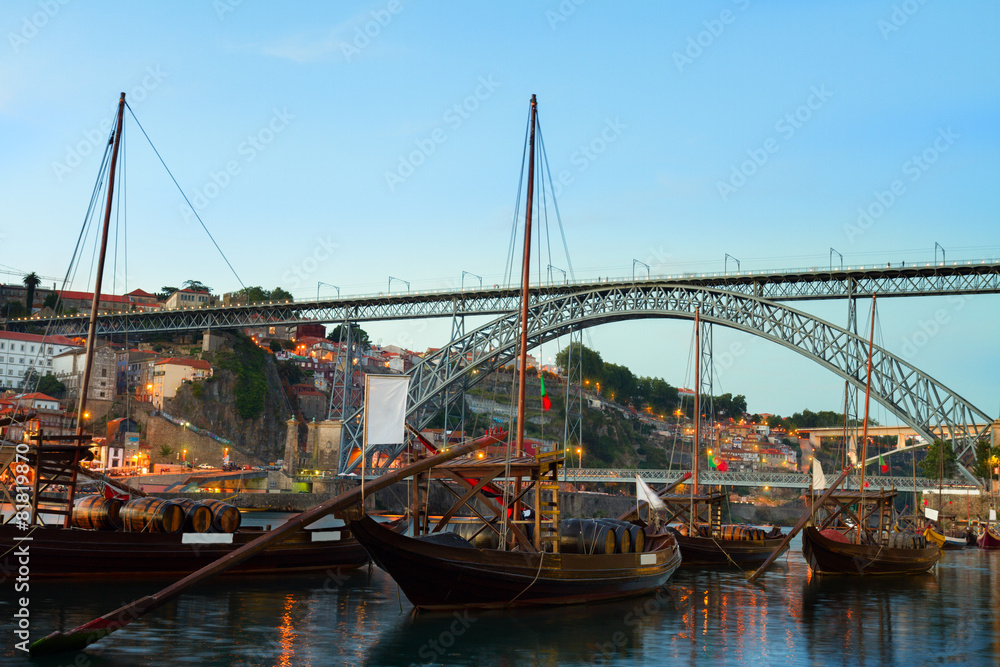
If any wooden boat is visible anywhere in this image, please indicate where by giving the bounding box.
[347,95,682,610]
[778,296,940,577]
[802,524,940,575]
[977,524,1000,549]
[923,525,965,550]
[0,517,399,578]
[652,310,786,568]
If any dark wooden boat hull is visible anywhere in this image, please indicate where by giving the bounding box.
[977,526,1000,549]
[0,521,386,578]
[349,515,682,610]
[676,534,789,568]
[801,526,940,575]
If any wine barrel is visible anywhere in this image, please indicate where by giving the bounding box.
[121,498,184,533]
[597,520,633,554]
[559,519,616,554]
[71,495,123,531]
[173,498,213,533]
[626,523,645,553]
[201,499,242,533]
[449,521,501,549]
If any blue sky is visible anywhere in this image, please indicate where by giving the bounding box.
[1,1,998,418]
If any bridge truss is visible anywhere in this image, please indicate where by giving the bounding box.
[339,284,993,483]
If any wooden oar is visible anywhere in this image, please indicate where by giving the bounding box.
[30,428,507,656]
[617,471,692,522]
[745,465,852,583]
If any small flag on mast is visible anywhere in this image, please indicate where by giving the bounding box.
[879,454,888,474]
[540,374,551,412]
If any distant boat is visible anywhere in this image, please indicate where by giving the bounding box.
[923,524,965,550]
[348,95,682,610]
[977,524,1000,549]
[799,295,940,575]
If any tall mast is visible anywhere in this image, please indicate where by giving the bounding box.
[515,94,537,457]
[68,92,125,525]
[693,308,700,490]
[858,294,877,512]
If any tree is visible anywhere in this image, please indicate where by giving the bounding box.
[22,272,41,312]
[182,279,212,293]
[157,286,179,300]
[42,293,63,313]
[2,300,28,320]
[270,286,293,301]
[327,323,371,349]
[555,342,603,381]
[973,440,1000,481]
[919,439,957,479]
[37,373,66,398]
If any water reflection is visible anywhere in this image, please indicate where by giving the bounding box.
[3,548,1000,665]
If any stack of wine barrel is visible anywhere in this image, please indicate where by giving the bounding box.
[559,518,646,554]
[71,495,241,534]
[674,523,767,541]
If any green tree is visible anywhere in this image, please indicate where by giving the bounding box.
[270,286,294,301]
[2,300,28,319]
[327,323,371,349]
[919,439,957,479]
[183,279,212,293]
[157,286,179,300]
[973,440,1000,480]
[36,373,66,397]
[22,272,41,312]
[555,342,603,381]
[159,445,173,458]
[42,293,63,313]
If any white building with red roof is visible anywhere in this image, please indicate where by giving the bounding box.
[0,331,82,391]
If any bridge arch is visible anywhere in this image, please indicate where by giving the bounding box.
[341,284,992,483]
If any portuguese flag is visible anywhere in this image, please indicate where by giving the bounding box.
[879,454,888,474]
[540,375,551,412]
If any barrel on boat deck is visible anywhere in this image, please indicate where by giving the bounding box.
[597,520,632,554]
[71,495,123,530]
[449,521,501,549]
[120,497,184,533]
[201,499,242,533]
[626,523,645,553]
[173,498,213,533]
[559,518,616,554]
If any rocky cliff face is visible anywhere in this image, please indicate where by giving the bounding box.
[165,355,292,462]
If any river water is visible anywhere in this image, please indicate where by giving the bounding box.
[3,513,998,666]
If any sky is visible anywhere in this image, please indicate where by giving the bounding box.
[1,1,998,420]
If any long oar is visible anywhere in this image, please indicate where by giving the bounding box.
[746,465,852,583]
[30,428,507,656]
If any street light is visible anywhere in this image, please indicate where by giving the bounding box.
[317,282,340,300]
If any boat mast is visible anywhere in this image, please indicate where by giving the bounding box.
[857,294,876,540]
[515,94,537,458]
[67,92,125,525]
[693,308,700,491]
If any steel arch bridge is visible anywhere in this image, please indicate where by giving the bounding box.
[340,284,994,482]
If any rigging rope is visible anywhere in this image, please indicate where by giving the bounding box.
[124,102,246,291]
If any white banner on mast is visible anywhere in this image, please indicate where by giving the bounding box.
[364,375,411,446]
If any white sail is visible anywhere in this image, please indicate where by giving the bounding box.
[636,474,666,512]
[924,507,939,521]
[364,375,411,446]
[812,458,827,491]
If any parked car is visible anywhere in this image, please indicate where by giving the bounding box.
[197,463,214,470]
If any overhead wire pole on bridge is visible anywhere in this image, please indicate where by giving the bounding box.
[935,242,946,264]
[317,282,339,300]
[724,254,740,273]
[830,248,843,270]
[632,259,650,281]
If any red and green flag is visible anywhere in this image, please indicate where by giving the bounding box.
[879,455,888,474]
[540,375,551,412]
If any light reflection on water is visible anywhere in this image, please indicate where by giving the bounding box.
[3,531,999,665]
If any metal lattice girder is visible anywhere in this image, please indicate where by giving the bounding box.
[558,469,958,493]
[339,284,994,479]
[11,260,1000,337]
